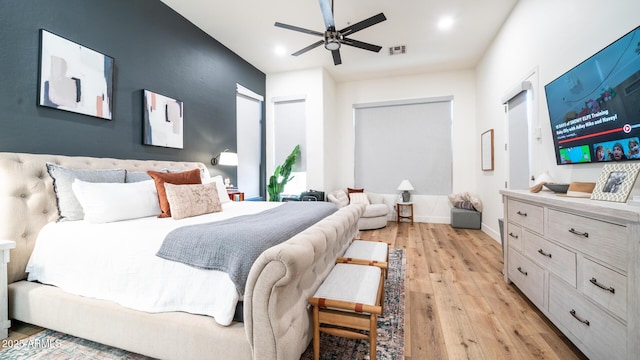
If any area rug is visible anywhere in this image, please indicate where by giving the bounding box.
[0,249,405,360]
[300,248,405,360]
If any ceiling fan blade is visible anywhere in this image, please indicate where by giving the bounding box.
[331,49,342,65]
[292,40,325,56]
[274,22,324,37]
[341,37,383,52]
[318,0,335,30]
[339,13,386,37]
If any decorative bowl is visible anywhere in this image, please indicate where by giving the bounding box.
[543,183,570,194]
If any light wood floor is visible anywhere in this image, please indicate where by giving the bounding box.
[4,222,588,359]
[359,221,587,360]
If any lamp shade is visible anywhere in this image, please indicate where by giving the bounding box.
[217,151,238,166]
[397,180,414,191]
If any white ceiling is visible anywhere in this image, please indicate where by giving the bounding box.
[160,0,519,82]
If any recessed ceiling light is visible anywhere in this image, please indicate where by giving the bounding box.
[274,45,287,56]
[437,16,455,31]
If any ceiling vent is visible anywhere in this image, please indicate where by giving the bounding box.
[389,45,406,55]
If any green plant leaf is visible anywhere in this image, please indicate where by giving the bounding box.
[267,145,301,201]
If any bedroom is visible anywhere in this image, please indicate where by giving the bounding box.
[1,0,639,359]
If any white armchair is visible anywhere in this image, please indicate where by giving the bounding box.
[327,190,389,230]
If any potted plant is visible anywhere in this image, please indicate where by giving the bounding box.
[267,145,300,202]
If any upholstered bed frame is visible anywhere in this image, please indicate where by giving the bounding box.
[0,152,364,360]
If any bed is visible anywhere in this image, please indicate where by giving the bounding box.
[0,152,364,360]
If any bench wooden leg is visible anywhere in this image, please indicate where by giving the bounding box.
[370,313,377,360]
[313,305,320,360]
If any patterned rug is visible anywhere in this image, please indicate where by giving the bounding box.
[0,249,405,360]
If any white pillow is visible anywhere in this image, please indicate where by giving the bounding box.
[349,192,370,205]
[202,175,232,204]
[72,179,161,223]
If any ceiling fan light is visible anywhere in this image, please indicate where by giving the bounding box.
[325,40,341,51]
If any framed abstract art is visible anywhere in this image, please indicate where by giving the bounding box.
[143,89,184,149]
[38,29,114,120]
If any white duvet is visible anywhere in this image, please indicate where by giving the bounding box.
[26,201,281,326]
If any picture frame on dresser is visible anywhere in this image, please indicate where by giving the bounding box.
[590,163,640,202]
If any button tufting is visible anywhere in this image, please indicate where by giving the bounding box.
[20,193,26,198]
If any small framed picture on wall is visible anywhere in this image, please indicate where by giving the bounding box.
[481,129,494,171]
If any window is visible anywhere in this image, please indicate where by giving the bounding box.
[354,97,453,195]
[236,84,263,199]
[273,98,306,195]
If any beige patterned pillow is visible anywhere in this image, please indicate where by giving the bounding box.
[349,192,370,205]
[164,182,222,220]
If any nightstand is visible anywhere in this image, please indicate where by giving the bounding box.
[0,240,16,339]
[396,202,414,224]
[228,191,244,202]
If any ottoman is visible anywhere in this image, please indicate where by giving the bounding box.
[451,207,481,229]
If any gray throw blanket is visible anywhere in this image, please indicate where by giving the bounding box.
[156,201,338,294]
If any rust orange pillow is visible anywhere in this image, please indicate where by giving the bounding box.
[147,168,202,218]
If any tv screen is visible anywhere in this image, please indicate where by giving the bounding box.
[544,26,640,165]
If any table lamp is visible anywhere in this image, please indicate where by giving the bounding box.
[397,180,414,202]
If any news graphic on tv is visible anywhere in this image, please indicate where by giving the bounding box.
[544,26,640,165]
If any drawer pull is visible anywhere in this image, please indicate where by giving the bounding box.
[516,211,527,217]
[589,277,615,294]
[568,228,589,238]
[537,249,552,258]
[517,267,528,276]
[508,232,519,239]
[569,309,590,326]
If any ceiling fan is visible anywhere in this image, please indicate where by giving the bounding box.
[274,0,387,65]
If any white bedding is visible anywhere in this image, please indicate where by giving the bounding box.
[26,201,282,326]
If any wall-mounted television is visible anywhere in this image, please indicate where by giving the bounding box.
[544,26,640,165]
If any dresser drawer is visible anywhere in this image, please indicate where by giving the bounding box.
[547,209,627,269]
[507,247,544,309]
[507,199,543,234]
[506,222,523,251]
[581,258,627,321]
[549,275,626,360]
[524,231,576,287]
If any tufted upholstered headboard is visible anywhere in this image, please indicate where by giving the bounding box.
[0,152,210,284]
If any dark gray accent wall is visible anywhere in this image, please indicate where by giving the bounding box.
[0,0,265,189]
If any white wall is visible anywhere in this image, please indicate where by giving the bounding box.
[476,0,640,241]
[322,69,340,194]
[335,70,477,223]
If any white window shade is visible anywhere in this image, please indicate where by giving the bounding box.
[274,99,306,172]
[354,98,452,195]
[236,85,263,199]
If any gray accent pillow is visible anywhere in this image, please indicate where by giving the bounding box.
[125,171,153,183]
[46,163,126,221]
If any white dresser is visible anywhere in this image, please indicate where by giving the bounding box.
[501,190,640,360]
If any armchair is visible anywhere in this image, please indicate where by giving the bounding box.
[327,189,389,230]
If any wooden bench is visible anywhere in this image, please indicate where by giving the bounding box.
[308,263,384,360]
[337,239,389,278]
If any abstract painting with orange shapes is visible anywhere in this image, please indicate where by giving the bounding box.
[38,29,114,120]
[143,89,184,149]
